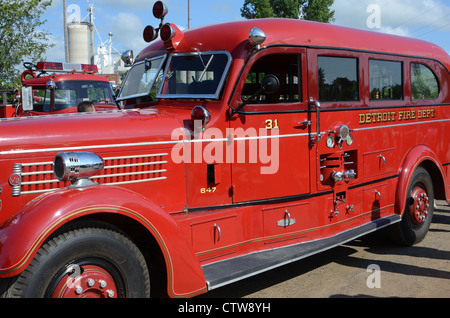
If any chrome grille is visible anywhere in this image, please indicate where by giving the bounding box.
[11,153,168,196]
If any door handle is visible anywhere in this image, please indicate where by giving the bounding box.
[375,190,381,201]
[379,155,386,168]
[298,120,312,128]
[309,98,321,144]
[214,223,221,243]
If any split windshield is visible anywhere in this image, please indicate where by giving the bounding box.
[117,51,232,101]
[32,81,116,112]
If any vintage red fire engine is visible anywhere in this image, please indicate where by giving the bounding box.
[0,1,449,297]
[12,61,118,117]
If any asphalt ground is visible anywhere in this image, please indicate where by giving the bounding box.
[202,200,450,298]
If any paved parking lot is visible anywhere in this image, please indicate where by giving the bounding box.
[203,201,450,298]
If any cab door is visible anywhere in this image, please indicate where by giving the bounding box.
[229,48,311,203]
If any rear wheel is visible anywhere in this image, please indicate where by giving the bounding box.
[390,167,434,246]
[3,221,150,298]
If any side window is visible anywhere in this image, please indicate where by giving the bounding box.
[32,89,51,112]
[369,60,403,100]
[242,54,301,104]
[54,89,77,111]
[318,56,359,102]
[411,63,439,100]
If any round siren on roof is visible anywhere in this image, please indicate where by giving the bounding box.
[160,23,177,42]
[160,23,176,42]
[143,25,158,43]
[153,1,168,19]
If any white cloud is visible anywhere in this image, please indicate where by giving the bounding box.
[332,0,450,37]
[43,34,66,62]
[103,12,147,53]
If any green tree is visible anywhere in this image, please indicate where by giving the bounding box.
[241,0,335,23]
[241,0,275,19]
[0,0,54,89]
[300,0,335,23]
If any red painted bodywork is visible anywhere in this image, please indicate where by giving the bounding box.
[0,18,449,297]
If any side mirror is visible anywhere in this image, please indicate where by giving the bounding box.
[234,74,280,114]
[261,74,280,94]
[121,50,134,67]
[21,86,33,111]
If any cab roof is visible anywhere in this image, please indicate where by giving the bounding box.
[137,18,450,71]
[23,73,110,86]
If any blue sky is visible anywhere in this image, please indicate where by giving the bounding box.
[42,0,450,62]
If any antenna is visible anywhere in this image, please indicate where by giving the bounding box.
[188,0,191,29]
[63,0,69,62]
[88,4,95,64]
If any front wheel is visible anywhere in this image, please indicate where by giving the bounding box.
[389,167,434,246]
[3,221,150,298]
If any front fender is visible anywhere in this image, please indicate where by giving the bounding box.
[395,145,448,215]
[0,185,207,297]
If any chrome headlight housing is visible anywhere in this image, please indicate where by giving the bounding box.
[54,152,103,183]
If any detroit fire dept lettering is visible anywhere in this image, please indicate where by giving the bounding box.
[359,108,436,124]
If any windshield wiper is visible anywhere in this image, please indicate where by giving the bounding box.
[197,55,214,82]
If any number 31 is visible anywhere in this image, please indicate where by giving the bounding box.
[265,119,279,130]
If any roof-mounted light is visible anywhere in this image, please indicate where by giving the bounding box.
[160,23,176,42]
[143,1,170,43]
[143,25,159,43]
[36,62,98,74]
[160,23,184,50]
[249,27,266,50]
[153,1,168,20]
[81,64,98,73]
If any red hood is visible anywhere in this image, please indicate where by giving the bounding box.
[0,108,183,158]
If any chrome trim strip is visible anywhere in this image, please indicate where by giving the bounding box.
[105,161,168,169]
[21,162,53,167]
[106,176,167,186]
[20,175,168,196]
[22,179,59,186]
[91,169,167,179]
[0,141,181,155]
[22,189,56,195]
[103,153,168,160]
[21,170,54,176]
[0,133,310,155]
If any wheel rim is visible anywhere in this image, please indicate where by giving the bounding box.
[408,185,429,226]
[49,260,124,298]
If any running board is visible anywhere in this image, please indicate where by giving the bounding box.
[202,214,401,290]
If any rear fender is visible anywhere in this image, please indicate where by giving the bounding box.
[396,145,448,215]
[0,185,207,297]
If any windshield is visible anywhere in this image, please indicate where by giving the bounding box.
[158,51,232,99]
[54,81,116,111]
[117,55,166,101]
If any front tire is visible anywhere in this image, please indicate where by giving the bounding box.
[390,167,434,246]
[3,221,150,298]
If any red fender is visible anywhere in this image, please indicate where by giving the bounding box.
[395,145,448,215]
[0,185,207,298]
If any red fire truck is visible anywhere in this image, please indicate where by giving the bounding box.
[12,61,118,117]
[0,1,449,298]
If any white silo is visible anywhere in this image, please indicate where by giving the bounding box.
[67,22,90,64]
